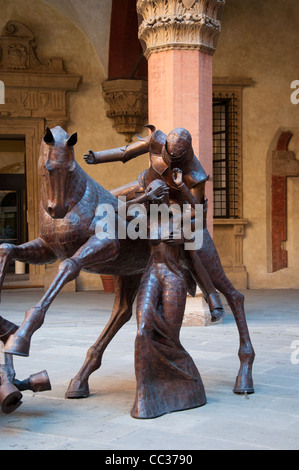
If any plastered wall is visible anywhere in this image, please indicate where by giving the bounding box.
[213,0,299,288]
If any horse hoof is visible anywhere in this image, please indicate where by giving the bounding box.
[28,370,52,392]
[4,334,30,357]
[65,378,90,399]
[233,375,254,395]
[15,370,52,393]
[233,387,255,395]
[0,383,23,414]
[211,308,225,323]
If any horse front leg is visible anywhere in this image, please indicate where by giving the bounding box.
[5,236,120,357]
[198,229,255,394]
[65,273,142,399]
[0,238,57,349]
[0,238,57,294]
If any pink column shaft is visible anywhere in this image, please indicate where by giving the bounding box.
[148,49,213,234]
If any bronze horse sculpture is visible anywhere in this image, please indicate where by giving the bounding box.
[0,126,254,409]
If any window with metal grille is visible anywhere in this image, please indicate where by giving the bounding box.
[213,94,240,218]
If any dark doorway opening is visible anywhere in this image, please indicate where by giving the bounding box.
[0,138,28,275]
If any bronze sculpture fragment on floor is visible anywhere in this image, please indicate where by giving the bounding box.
[0,126,255,418]
[0,318,51,414]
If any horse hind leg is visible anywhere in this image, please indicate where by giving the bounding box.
[198,235,255,394]
[216,280,254,394]
[65,274,141,399]
[224,286,255,394]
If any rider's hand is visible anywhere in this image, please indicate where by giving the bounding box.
[83,150,97,164]
[147,185,168,203]
[172,168,183,187]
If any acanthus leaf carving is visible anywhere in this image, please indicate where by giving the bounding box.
[137,0,225,58]
[102,79,148,142]
[182,0,196,9]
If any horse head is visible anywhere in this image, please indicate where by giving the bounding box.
[39,126,78,219]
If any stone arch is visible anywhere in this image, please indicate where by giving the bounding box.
[267,129,299,273]
[42,0,112,76]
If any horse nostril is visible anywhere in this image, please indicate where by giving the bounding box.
[47,204,68,219]
[48,206,54,216]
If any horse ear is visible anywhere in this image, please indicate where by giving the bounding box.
[67,132,78,147]
[69,161,76,172]
[44,127,54,145]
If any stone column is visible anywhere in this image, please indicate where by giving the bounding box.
[137,0,225,326]
[137,0,225,233]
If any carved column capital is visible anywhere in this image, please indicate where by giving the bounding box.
[137,0,225,58]
[102,79,148,142]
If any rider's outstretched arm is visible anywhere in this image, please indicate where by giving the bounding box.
[84,136,150,165]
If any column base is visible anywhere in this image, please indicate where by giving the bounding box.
[183,290,223,327]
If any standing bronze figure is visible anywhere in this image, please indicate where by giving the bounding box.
[125,178,206,418]
[1,126,254,418]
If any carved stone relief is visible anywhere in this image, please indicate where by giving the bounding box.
[0,21,65,74]
[0,21,81,286]
[0,21,81,127]
[102,79,148,142]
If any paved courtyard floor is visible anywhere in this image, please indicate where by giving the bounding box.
[0,287,299,451]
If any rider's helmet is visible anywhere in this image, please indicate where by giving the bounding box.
[165,128,192,162]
